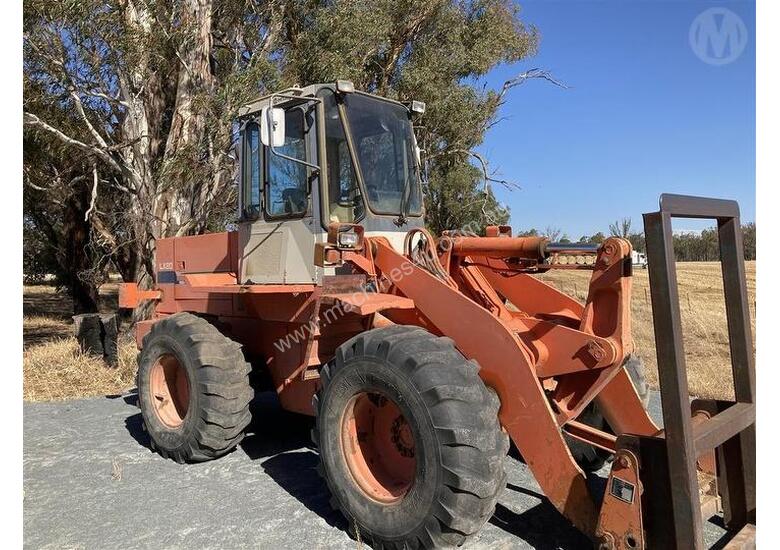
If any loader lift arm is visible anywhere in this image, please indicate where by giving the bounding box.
[325,226,658,538]
[328,194,755,548]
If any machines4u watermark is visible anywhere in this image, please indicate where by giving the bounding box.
[689,7,748,65]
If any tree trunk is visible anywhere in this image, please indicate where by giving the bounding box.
[62,183,100,314]
[156,0,216,237]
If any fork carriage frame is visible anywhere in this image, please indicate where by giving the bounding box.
[592,194,756,549]
[640,194,755,548]
[122,193,755,548]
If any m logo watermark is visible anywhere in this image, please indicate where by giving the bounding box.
[689,7,748,65]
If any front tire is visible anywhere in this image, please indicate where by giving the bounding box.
[313,326,508,549]
[137,313,253,462]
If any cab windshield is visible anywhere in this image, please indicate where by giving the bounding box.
[341,93,422,216]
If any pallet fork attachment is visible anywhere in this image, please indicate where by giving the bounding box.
[596,194,755,549]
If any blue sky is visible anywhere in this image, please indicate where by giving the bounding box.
[477,0,755,239]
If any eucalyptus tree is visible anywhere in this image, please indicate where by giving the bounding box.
[24,0,543,306]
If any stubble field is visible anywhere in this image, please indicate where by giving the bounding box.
[23,261,755,401]
[538,261,756,400]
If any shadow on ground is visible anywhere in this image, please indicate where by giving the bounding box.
[241,393,348,530]
[23,287,73,318]
[490,483,591,549]
[123,389,349,533]
[23,284,122,347]
[23,323,73,348]
[123,390,315,456]
[121,389,595,548]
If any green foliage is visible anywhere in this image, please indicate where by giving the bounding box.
[671,226,756,262]
[23,78,105,307]
[425,161,509,233]
[282,0,538,233]
[742,222,756,261]
[579,231,605,243]
[608,217,755,261]
[526,221,756,262]
[24,0,540,271]
[22,217,56,284]
[626,233,645,253]
[607,217,645,251]
[517,228,539,237]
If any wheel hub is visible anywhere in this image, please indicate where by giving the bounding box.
[341,391,416,504]
[391,415,415,458]
[149,353,190,428]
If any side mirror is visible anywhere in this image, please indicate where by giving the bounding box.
[260,107,285,147]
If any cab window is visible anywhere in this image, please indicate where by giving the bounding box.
[321,89,362,223]
[343,93,422,216]
[266,109,308,217]
[242,122,261,218]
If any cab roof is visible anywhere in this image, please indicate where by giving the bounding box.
[237,82,409,119]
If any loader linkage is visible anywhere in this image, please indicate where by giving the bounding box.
[317,195,755,549]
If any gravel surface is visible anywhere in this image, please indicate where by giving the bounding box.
[24,391,729,549]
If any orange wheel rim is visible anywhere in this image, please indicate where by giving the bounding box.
[340,392,416,504]
[149,353,190,428]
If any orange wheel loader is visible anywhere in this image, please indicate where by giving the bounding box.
[119,82,755,549]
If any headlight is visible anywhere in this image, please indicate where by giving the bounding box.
[338,231,359,248]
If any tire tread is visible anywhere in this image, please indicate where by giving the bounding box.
[313,326,507,548]
[138,312,253,463]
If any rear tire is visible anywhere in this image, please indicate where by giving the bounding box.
[137,312,253,462]
[313,326,508,549]
[566,355,649,472]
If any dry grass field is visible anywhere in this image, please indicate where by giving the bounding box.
[539,261,756,400]
[23,285,137,401]
[23,261,755,402]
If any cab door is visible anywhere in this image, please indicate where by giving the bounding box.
[237,101,322,284]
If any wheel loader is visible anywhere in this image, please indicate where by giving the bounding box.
[119,81,755,549]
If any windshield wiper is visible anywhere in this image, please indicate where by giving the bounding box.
[394,172,412,226]
[395,149,421,226]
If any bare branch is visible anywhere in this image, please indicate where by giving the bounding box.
[23,166,52,192]
[69,90,111,149]
[496,67,568,105]
[448,149,521,192]
[80,89,131,109]
[24,112,122,172]
[85,165,99,221]
[24,112,144,191]
[152,8,195,79]
[104,175,136,195]
[444,149,519,225]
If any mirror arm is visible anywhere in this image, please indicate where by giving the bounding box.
[267,141,321,173]
[266,92,322,176]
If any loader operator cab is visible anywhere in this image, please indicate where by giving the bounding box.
[236,81,425,285]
